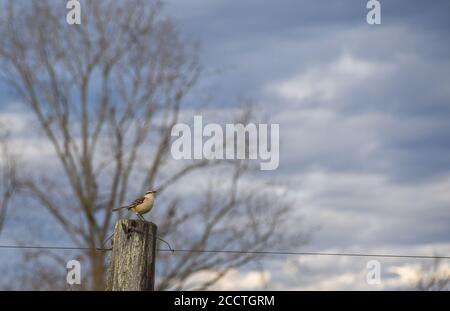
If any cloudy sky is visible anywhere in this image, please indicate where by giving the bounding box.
[162,0,450,289]
[0,0,449,290]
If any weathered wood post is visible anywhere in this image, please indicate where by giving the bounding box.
[106,219,157,291]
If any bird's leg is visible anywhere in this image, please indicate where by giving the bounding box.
[137,213,146,222]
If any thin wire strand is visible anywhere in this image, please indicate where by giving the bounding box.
[0,245,111,251]
[0,244,448,259]
[158,249,450,259]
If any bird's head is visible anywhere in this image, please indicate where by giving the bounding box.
[144,190,157,198]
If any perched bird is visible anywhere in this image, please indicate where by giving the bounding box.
[112,190,157,221]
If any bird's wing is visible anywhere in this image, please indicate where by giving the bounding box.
[127,197,145,209]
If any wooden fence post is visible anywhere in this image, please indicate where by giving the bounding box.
[106,219,157,291]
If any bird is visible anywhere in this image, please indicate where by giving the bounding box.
[112,190,157,221]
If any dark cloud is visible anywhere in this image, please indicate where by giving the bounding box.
[164,1,450,288]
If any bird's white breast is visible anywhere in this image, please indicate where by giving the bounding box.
[134,196,154,214]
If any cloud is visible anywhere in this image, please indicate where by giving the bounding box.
[183,268,271,290]
[267,53,389,103]
[241,243,450,290]
[288,170,450,248]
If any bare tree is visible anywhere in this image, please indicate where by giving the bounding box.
[0,128,16,235]
[0,0,305,290]
[415,258,450,291]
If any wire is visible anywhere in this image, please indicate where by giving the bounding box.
[157,249,450,259]
[0,245,111,251]
[0,244,449,259]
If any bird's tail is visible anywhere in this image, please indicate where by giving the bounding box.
[112,206,128,212]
